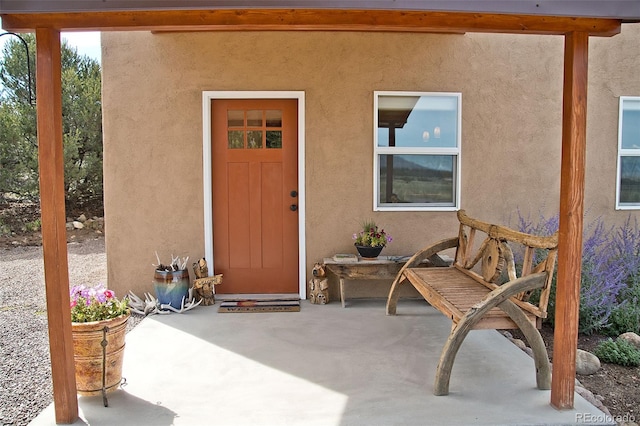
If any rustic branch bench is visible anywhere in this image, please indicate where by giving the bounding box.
[386,210,558,396]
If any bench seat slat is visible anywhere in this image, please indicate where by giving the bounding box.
[404,267,537,329]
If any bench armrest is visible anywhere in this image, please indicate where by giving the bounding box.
[467,272,547,320]
[386,236,458,315]
[405,237,459,269]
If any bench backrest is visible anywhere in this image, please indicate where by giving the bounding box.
[453,210,558,319]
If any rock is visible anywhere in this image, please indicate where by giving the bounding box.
[84,219,95,229]
[575,385,611,417]
[93,217,105,230]
[576,349,601,375]
[502,331,513,340]
[511,338,527,350]
[619,332,640,349]
[66,222,74,231]
[72,221,84,229]
[77,214,87,223]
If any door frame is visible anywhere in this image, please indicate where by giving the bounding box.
[202,91,306,298]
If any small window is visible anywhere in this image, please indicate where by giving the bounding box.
[616,97,640,209]
[374,92,461,211]
[226,109,283,150]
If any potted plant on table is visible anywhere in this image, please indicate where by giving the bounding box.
[69,284,129,404]
[353,220,392,259]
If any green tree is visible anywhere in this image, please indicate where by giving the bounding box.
[0,33,103,212]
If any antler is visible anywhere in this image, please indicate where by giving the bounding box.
[128,290,201,316]
[159,295,202,314]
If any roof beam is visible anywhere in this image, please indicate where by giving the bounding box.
[1,9,622,36]
[1,0,639,20]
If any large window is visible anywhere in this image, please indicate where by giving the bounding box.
[617,97,640,210]
[374,92,461,211]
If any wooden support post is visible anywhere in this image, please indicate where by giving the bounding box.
[551,31,589,410]
[36,27,79,423]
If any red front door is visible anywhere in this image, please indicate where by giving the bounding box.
[212,99,299,294]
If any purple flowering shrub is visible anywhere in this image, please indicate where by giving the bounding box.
[606,216,640,336]
[514,210,640,335]
[69,284,129,323]
[578,220,627,335]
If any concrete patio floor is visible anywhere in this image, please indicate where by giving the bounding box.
[31,298,613,426]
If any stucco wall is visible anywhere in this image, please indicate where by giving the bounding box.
[102,25,640,300]
[587,26,640,215]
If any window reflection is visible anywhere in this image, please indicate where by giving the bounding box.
[266,110,282,127]
[247,131,263,149]
[228,130,244,149]
[228,110,244,127]
[247,110,263,127]
[620,156,640,203]
[377,95,458,149]
[226,109,284,151]
[375,92,461,210]
[378,154,455,205]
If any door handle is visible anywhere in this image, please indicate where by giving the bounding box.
[290,204,298,211]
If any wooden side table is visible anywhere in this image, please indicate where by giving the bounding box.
[323,256,409,308]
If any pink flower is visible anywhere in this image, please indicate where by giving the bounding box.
[104,289,115,299]
[70,300,77,308]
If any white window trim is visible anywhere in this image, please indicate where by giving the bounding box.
[616,96,640,210]
[373,91,461,212]
[202,91,307,298]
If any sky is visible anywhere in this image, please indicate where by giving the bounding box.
[0,17,102,63]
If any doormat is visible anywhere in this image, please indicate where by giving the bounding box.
[218,299,300,313]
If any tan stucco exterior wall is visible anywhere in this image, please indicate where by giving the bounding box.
[102,25,640,300]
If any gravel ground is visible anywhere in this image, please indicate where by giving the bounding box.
[0,237,143,426]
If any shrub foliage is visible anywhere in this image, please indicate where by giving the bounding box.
[515,210,640,336]
[0,33,103,213]
[594,338,640,367]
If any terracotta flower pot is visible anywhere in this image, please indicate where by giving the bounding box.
[71,312,129,396]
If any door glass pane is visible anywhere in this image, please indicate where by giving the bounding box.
[228,110,244,127]
[266,131,282,149]
[620,156,640,203]
[378,154,456,205]
[247,110,263,127]
[247,131,263,149]
[228,131,244,149]
[266,110,282,127]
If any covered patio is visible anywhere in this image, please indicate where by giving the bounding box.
[29,299,612,426]
[2,1,640,424]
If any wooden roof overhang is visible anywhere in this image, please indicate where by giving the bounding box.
[0,8,625,35]
[0,6,631,424]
